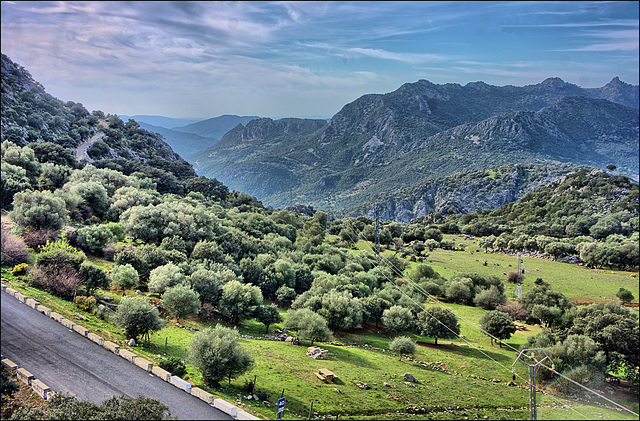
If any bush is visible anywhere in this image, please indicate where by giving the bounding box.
[507,270,523,284]
[11,263,28,276]
[161,284,201,322]
[473,286,507,310]
[29,266,83,300]
[496,301,531,323]
[112,296,164,341]
[188,325,254,386]
[111,263,139,294]
[157,356,186,377]
[21,228,60,250]
[76,224,114,253]
[74,295,97,312]
[79,261,110,294]
[0,227,30,266]
[390,336,417,360]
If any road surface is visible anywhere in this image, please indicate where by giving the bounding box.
[0,291,233,420]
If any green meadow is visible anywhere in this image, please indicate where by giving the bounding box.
[2,237,638,420]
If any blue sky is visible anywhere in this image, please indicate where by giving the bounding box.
[1,1,638,120]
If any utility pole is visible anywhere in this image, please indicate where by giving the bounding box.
[513,348,554,421]
[374,205,380,263]
[516,252,522,298]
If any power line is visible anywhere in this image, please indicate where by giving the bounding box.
[331,217,637,417]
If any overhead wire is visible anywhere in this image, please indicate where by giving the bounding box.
[331,216,637,417]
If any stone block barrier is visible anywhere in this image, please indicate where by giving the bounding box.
[73,324,89,337]
[213,399,237,418]
[1,358,18,373]
[1,284,6,293]
[36,304,51,316]
[169,376,191,393]
[49,311,63,322]
[25,298,38,309]
[31,379,52,400]
[236,410,261,420]
[103,340,120,355]
[14,292,26,303]
[87,333,104,346]
[59,318,75,331]
[118,348,136,363]
[16,367,34,385]
[151,365,171,382]
[134,357,153,372]
[190,386,215,405]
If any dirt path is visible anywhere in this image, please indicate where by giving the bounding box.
[76,119,108,163]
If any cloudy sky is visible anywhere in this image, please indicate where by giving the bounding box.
[1,1,638,120]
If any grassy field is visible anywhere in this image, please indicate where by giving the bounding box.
[2,235,638,420]
[389,234,639,306]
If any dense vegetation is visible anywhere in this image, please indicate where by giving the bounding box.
[1,53,638,419]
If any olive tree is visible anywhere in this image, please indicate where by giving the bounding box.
[479,310,517,347]
[284,308,332,345]
[382,305,415,334]
[112,296,164,341]
[218,280,263,324]
[390,336,417,361]
[188,325,254,386]
[111,263,139,295]
[10,190,69,231]
[416,307,460,345]
[255,305,282,333]
[161,284,201,323]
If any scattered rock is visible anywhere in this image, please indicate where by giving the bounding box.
[333,388,343,395]
[285,336,299,345]
[102,296,113,302]
[307,346,329,359]
[355,382,370,390]
[506,381,517,387]
[404,373,417,382]
[74,313,88,321]
[383,382,392,388]
[127,338,136,347]
[404,382,416,388]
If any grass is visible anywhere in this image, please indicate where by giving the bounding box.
[2,240,638,420]
[407,234,639,305]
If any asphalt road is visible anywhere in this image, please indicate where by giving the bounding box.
[0,291,232,420]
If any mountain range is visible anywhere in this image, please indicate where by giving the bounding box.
[120,114,260,158]
[188,77,639,214]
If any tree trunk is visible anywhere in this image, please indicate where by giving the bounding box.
[434,337,438,345]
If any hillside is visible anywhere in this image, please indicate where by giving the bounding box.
[190,77,639,212]
[346,163,585,222]
[0,54,191,178]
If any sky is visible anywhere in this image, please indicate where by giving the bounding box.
[1,1,638,120]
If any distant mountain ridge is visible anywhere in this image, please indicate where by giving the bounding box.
[173,115,260,139]
[190,77,639,212]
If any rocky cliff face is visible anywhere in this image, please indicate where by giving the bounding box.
[348,163,583,222]
[190,77,639,212]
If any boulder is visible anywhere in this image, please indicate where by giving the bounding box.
[404,373,417,382]
[127,338,136,347]
[307,347,328,359]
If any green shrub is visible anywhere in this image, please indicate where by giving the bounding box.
[11,263,28,276]
[75,295,97,312]
[157,356,187,377]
